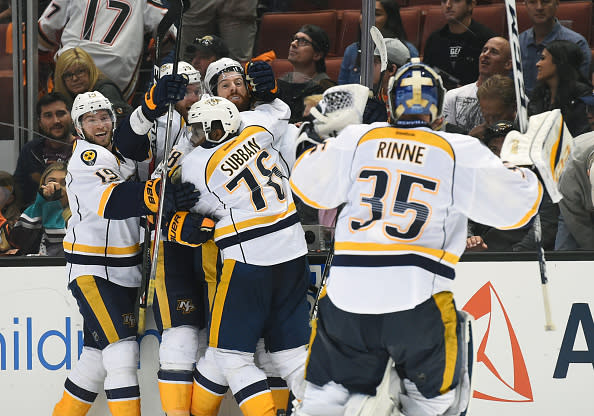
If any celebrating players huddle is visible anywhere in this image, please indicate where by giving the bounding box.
[54,57,542,416]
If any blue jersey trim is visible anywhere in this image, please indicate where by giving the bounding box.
[332,253,455,279]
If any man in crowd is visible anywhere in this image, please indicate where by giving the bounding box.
[520,0,591,95]
[442,36,512,133]
[423,0,496,89]
[184,34,230,78]
[278,24,337,123]
[13,92,75,208]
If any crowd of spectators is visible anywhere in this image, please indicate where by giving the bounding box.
[1,0,594,256]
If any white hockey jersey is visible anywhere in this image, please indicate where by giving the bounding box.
[290,124,543,314]
[38,0,168,99]
[64,139,142,287]
[181,99,307,265]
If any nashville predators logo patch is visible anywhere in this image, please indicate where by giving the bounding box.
[122,313,137,328]
[177,299,196,314]
[81,149,97,166]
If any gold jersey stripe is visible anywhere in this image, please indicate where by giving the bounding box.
[334,241,459,264]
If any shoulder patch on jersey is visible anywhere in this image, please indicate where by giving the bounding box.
[81,149,98,166]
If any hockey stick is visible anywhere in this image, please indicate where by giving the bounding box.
[369,26,387,99]
[504,0,554,331]
[137,0,188,335]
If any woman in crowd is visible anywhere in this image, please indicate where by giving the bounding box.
[528,40,592,137]
[53,47,132,125]
[10,163,70,256]
[338,0,418,85]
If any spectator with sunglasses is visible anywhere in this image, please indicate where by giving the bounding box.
[184,34,230,78]
[277,24,337,123]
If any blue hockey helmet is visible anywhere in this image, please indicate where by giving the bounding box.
[387,58,445,124]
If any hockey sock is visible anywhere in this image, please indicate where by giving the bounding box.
[158,369,193,415]
[268,377,290,415]
[103,339,140,416]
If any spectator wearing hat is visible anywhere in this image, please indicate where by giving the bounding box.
[372,37,410,104]
[184,34,230,78]
[277,24,337,123]
[338,0,418,85]
[423,0,496,90]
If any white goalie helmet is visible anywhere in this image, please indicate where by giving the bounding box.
[310,84,370,137]
[160,61,202,85]
[71,91,116,140]
[187,95,241,145]
[204,57,245,95]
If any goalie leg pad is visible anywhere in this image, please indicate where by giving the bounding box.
[399,379,455,416]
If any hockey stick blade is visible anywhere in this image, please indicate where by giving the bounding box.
[370,26,387,72]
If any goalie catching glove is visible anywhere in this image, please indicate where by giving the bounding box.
[141,73,188,121]
[245,60,278,102]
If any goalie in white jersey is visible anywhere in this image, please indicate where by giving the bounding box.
[54,73,198,416]
[38,0,169,100]
[290,59,543,416]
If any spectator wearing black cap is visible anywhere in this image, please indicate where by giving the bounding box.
[184,34,230,78]
[277,24,337,123]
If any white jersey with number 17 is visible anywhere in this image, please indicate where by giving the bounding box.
[38,0,168,99]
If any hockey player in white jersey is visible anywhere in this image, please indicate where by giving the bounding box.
[53,74,199,416]
[290,59,543,416]
[167,91,311,416]
[38,0,169,99]
[114,61,219,416]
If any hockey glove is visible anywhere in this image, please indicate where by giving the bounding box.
[165,211,215,247]
[141,73,188,121]
[363,97,388,124]
[143,177,200,218]
[245,61,278,102]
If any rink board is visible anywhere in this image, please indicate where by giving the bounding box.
[0,260,593,415]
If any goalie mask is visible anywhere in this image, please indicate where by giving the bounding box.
[387,57,445,124]
[310,84,370,137]
[71,91,116,142]
[204,57,245,95]
[187,96,241,145]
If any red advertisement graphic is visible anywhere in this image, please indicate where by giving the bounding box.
[462,282,533,402]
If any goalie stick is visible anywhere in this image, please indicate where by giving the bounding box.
[137,0,189,335]
[369,26,387,99]
[504,0,554,331]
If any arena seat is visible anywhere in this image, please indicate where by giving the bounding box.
[515,1,592,44]
[325,56,343,82]
[406,0,441,6]
[336,10,360,56]
[270,58,294,79]
[328,0,362,10]
[400,6,423,50]
[257,10,338,58]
